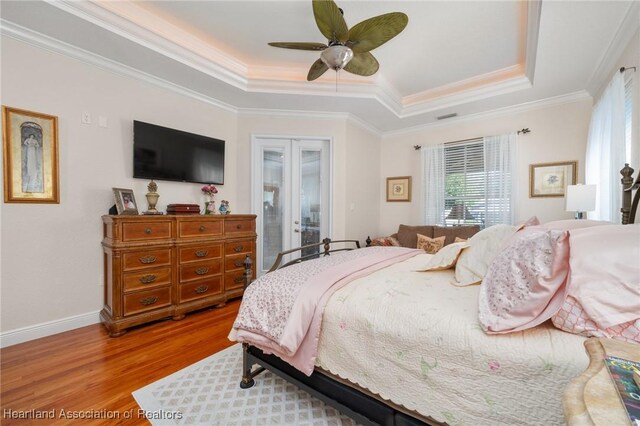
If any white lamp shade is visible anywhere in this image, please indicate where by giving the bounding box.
[566,184,597,212]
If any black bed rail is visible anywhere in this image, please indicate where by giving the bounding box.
[268,238,361,272]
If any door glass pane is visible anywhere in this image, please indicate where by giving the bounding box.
[300,150,321,257]
[262,149,284,270]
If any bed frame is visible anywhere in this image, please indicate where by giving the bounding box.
[238,164,639,426]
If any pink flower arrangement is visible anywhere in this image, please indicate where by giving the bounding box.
[201,184,218,196]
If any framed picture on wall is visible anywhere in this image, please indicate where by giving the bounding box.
[529,161,577,198]
[113,188,139,215]
[386,176,412,202]
[2,106,60,203]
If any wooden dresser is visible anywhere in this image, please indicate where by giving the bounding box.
[101,214,256,337]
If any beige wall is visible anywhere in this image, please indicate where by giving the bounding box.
[377,98,593,236]
[0,37,239,334]
[0,37,382,340]
[345,121,381,243]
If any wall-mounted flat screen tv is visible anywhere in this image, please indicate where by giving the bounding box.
[133,120,225,185]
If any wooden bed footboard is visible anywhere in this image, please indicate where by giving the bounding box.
[621,163,639,224]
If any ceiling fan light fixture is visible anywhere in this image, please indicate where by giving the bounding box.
[320,45,354,71]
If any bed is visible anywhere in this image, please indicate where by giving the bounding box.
[231,163,640,426]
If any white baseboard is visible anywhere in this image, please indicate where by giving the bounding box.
[0,311,101,348]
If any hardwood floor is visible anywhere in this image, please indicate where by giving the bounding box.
[1,300,241,425]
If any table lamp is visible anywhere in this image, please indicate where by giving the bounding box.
[566,184,596,219]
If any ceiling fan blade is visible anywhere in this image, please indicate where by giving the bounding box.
[268,42,328,51]
[307,59,329,81]
[347,12,408,53]
[343,52,379,76]
[312,0,349,43]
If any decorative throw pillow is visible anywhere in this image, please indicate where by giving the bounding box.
[516,216,541,231]
[416,241,470,271]
[369,236,400,247]
[416,234,446,254]
[454,237,467,243]
[478,227,571,334]
[454,224,517,286]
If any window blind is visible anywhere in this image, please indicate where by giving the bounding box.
[443,139,486,226]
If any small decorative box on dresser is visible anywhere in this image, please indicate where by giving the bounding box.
[101,214,256,337]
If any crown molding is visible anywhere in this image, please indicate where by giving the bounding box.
[46,0,249,90]
[586,1,640,98]
[524,0,542,84]
[401,66,532,118]
[383,90,592,138]
[41,0,539,120]
[0,19,238,113]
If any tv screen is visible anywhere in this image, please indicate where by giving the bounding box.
[133,120,225,185]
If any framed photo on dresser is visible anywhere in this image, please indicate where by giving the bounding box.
[113,188,139,215]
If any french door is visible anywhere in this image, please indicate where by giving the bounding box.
[251,136,332,275]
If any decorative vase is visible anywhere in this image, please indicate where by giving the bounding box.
[144,180,160,215]
[204,199,216,215]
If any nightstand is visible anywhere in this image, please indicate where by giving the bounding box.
[563,337,640,425]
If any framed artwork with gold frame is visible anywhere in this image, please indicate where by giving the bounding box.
[386,176,412,202]
[529,161,577,198]
[2,106,59,203]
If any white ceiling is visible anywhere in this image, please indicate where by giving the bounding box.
[1,1,637,133]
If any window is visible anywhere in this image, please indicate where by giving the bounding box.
[424,134,515,228]
[443,139,486,226]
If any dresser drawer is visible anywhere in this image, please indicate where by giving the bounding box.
[179,244,222,264]
[122,221,172,242]
[179,260,222,283]
[178,220,223,239]
[225,253,254,272]
[224,219,255,236]
[224,240,255,256]
[123,287,171,316]
[179,276,223,303]
[123,267,172,292]
[225,270,251,291]
[123,249,171,271]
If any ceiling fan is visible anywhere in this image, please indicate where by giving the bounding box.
[268,0,408,81]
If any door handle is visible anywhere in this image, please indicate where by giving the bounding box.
[294,221,300,224]
[294,228,300,233]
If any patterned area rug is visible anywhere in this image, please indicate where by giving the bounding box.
[133,344,358,425]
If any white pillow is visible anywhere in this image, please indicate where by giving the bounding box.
[454,224,517,286]
[416,242,469,271]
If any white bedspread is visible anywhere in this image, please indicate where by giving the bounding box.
[315,253,588,426]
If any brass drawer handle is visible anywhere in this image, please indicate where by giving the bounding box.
[199,225,206,232]
[236,224,242,229]
[139,275,157,284]
[234,245,244,252]
[234,259,244,267]
[194,285,209,294]
[195,267,209,275]
[139,255,157,264]
[234,276,245,284]
[145,228,152,235]
[139,296,159,306]
[195,250,209,258]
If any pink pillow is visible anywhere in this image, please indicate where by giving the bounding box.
[543,219,610,230]
[552,296,640,343]
[478,227,570,334]
[562,224,640,329]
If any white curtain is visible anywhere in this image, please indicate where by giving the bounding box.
[423,144,445,225]
[586,71,626,222]
[483,133,517,226]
